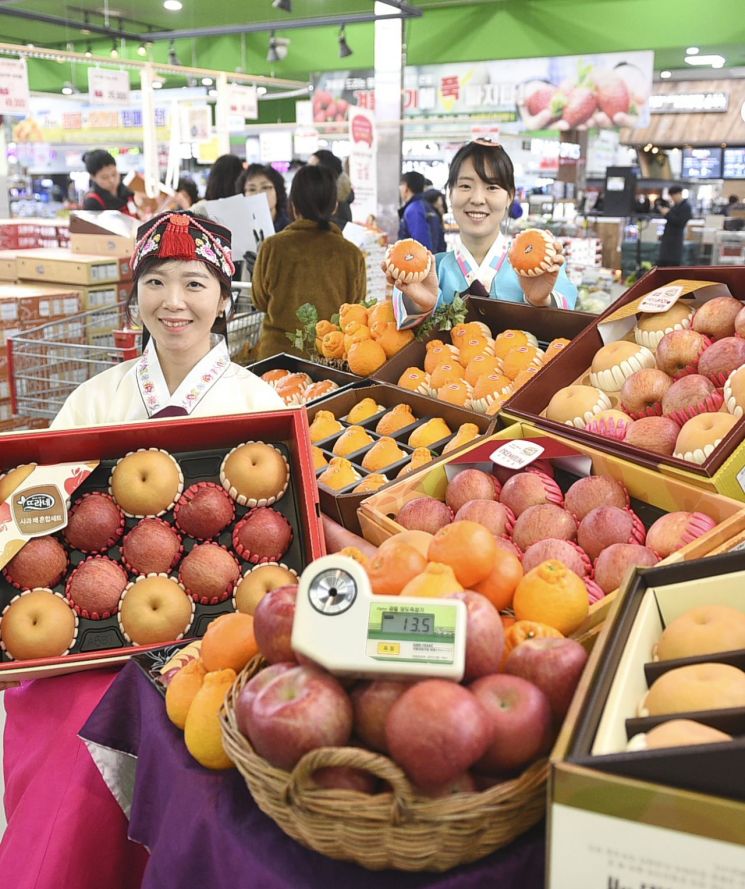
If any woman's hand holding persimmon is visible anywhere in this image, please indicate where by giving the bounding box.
[380,253,439,316]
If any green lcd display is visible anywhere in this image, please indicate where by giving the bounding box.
[381,612,435,634]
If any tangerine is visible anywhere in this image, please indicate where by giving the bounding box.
[429,361,465,390]
[200,612,259,673]
[347,339,387,376]
[367,300,396,328]
[184,668,236,770]
[501,619,563,668]
[165,657,207,729]
[472,548,524,611]
[424,340,459,374]
[465,354,502,386]
[428,521,497,587]
[339,303,369,330]
[380,529,434,559]
[374,322,415,358]
[385,238,431,282]
[366,541,427,596]
[343,322,372,354]
[321,331,345,360]
[400,562,463,597]
[338,546,369,568]
[458,336,495,365]
[512,559,589,635]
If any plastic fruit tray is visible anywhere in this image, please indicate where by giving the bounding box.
[0,409,323,680]
[246,352,362,404]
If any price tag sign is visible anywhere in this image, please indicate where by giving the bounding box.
[638,284,684,313]
[88,68,130,106]
[228,84,258,120]
[490,440,545,470]
[0,58,30,115]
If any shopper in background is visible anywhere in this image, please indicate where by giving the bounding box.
[399,171,445,253]
[308,148,355,227]
[723,194,740,216]
[81,149,136,215]
[657,185,692,266]
[236,163,290,232]
[386,140,577,321]
[251,164,366,360]
[190,153,244,218]
[422,187,448,252]
[175,176,199,208]
[0,211,282,889]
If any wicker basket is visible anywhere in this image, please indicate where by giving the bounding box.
[220,657,548,872]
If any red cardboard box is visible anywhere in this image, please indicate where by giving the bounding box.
[0,409,324,680]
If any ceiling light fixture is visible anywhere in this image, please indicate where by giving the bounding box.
[660,70,672,78]
[272,0,292,10]
[61,81,75,95]
[338,25,352,58]
[266,31,289,62]
[137,42,148,56]
[110,40,119,58]
[201,76,213,85]
[168,39,181,65]
[687,46,699,55]
[164,0,183,10]
[81,13,91,35]
[685,53,725,68]
[152,78,164,89]
[85,42,93,58]
[257,86,267,96]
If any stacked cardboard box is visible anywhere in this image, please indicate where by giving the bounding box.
[0,218,69,251]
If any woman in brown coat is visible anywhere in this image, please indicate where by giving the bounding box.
[250,165,366,360]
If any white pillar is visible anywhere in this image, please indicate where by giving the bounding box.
[215,72,231,156]
[140,65,159,198]
[374,2,404,239]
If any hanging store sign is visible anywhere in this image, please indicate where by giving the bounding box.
[228,84,258,120]
[649,92,729,113]
[88,68,130,105]
[313,51,653,131]
[0,58,30,116]
[348,107,377,222]
[184,106,212,142]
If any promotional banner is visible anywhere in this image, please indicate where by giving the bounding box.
[183,106,212,142]
[347,107,377,222]
[228,84,258,120]
[88,68,130,106]
[0,58,30,116]
[313,52,654,131]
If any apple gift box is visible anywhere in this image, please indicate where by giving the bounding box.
[0,409,324,681]
[503,269,745,501]
[548,552,745,888]
[306,381,494,533]
[356,420,745,643]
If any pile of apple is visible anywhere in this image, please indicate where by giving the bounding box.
[233,575,589,794]
[391,465,718,602]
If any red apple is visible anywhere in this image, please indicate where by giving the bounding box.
[385,680,491,788]
[351,679,410,753]
[415,771,477,798]
[447,590,504,680]
[504,637,589,722]
[235,662,296,737]
[691,296,744,340]
[241,664,353,770]
[311,766,377,793]
[445,469,500,513]
[470,673,553,774]
[253,585,298,664]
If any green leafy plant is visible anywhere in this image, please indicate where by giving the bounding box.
[286,303,319,356]
[414,295,468,341]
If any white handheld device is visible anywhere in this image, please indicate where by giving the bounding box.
[291,554,466,681]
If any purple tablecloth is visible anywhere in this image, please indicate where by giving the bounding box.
[81,662,545,889]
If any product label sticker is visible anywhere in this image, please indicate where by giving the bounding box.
[11,484,67,537]
[638,284,684,313]
[490,440,545,470]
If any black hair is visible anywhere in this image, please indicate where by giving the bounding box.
[235,163,288,220]
[83,149,117,176]
[126,256,233,340]
[668,185,683,196]
[310,149,343,177]
[289,165,337,231]
[423,187,447,216]
[401,171,426,195]
[204,154,244,201]
[729,195,740,204]
[446,141,515,198]
[176,177,199,206]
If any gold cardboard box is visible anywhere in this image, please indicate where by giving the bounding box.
[17,249,130,285]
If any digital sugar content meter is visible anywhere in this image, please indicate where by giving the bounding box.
[291,554,467,680]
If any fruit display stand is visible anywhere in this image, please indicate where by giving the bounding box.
[356,421,745,642]
[548,552,745,888]
[504,269,745,500]
[0,409,324,681]
[307,381,495,532]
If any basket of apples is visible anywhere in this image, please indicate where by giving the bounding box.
[220,529,589,872]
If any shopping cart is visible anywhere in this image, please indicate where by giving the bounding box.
[7,285,265,421]
[7,302,135,420]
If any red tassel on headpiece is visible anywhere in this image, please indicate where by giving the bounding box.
[158,214,196,260]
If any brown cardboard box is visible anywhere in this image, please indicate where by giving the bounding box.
[306,382,494,532]
[504,268,745,500]
[0,251,17,282]
[548,553,745,887]
[70,232,135,258]
[0,283,82,325]
[17,249,131,285]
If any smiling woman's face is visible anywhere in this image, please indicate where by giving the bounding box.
[449,156,512,247]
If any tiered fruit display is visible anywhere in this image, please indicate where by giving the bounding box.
[232,554,589,794]
[545,297,745,464]
[391,466,718,604]
[397,324,570,416]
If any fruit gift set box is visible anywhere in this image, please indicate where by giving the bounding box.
[0,409,324,681]
[357,420,745,642]
[372,296,595,416]
[306,381,494,532]
[246,352,362,406]
[548,551,745,888]
[504,269,745,500]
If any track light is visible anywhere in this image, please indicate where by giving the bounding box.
[81,12,91,35]
[272,0,292,10]
[110,40,119,58]
[61,81,76,95]
[85,42,93,58]
[267,31,289,63]
[138,42,147,56]
[338,25,352,58]
[168,39,181,66]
